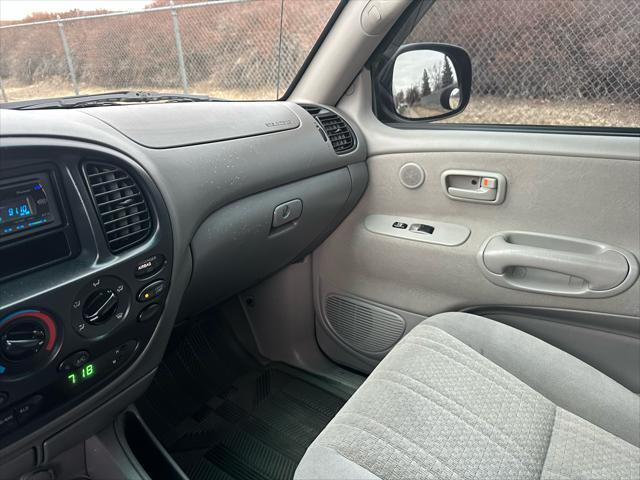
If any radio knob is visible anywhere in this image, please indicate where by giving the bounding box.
[83,289,118,325]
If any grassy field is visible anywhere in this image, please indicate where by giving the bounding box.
[0,78,274,102]
[401,97,639,128]
[452,96,640,128]
[2,78,638,128]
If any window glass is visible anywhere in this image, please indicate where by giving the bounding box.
[0,0,340,103]
[406,0,640,128]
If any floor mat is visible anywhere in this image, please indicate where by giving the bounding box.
[137,318,361,480]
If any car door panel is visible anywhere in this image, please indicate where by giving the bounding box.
[311,74,640,389]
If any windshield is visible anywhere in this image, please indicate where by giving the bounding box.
[0,0,340,104]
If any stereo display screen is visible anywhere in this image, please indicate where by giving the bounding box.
[0,195,37,224]
[0,172,61,241]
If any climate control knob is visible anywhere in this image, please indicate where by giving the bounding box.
[83,289,118,325]
[0,321,46,360]
[0,310,58,375]
[71,276,131,338]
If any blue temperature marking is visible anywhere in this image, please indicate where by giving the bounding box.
[0,310,39,329]
[34,184,42,190]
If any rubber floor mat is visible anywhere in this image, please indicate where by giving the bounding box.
[137,319,360,480]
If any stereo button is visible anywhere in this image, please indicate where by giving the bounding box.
[135,254,166,278]
[114,340,137,361]
[58,350,90,372]
[109,340,137,369]
[73,351,90,367]
[138,303,162,323]
[0,410,17,435]
[137,280,167,302]
[15,395,43,425]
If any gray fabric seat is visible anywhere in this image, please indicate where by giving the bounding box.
[295,312,640,480]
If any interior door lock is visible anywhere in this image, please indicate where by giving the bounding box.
[441,170,507,204]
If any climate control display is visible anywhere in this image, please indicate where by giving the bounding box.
[66,363,96,386]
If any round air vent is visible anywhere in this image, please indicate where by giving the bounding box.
[399,163,425,189]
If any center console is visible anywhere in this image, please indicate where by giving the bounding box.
[0,144,173,452]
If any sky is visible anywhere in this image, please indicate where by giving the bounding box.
[0,1,152,21]
[393,49,457,94]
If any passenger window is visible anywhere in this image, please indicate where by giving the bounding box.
[387,0,640,129]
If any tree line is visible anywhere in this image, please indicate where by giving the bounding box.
[0,0,337,92]
[395,59,454,107]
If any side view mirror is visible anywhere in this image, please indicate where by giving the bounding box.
[439,86,460,110]
[376,43,472,122]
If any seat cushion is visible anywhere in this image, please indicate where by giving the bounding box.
[295,313,640,480]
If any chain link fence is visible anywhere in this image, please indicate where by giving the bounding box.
[1,0,638,127]
[0,0,338,102]
[409,0,640,126]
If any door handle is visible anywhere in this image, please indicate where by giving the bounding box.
[483,236,628,291]
[447,186,497,201]
[477,231,638,297]
[441,170,507,204]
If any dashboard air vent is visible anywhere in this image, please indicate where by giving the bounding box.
[83,162,152,253]
[300,104,356,155]
[301,105,322,116]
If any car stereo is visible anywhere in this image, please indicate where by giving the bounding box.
[0,171,62,243]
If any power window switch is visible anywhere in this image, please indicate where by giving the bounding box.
[392,222,408,229]
[481,177,497,189]
[409,224,435,234]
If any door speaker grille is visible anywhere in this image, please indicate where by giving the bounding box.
[325,295,405,354]
[399,162,426,189]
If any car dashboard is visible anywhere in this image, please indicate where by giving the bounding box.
[0,101,367,467]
